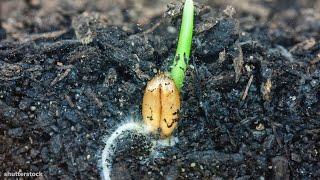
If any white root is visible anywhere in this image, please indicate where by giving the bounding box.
[100,121,178,180]
[101,121,148,180]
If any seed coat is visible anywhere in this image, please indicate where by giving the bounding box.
[142,74,180,137]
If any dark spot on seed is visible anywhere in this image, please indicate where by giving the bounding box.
[164,118,179,128]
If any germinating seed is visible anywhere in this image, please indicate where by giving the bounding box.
[142,73,180,137]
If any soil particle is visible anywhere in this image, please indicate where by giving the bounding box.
[272,156,289,180]
[0,28,6,40]
[7,127,24,138]
[195,18,239,61]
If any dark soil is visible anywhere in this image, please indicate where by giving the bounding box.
[0,0,319,179]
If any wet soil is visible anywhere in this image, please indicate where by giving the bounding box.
[0,0,319,179]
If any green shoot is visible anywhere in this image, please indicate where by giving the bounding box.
[170,0,194,90]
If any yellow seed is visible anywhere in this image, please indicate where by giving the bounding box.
[142,73,180,137]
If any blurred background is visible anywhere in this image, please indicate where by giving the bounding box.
[1,0,320,37]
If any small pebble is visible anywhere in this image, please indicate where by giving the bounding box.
[173,155,177,159]
[167,26,177,34]
[190,163,196,167]
[30,106,37,111]
[256,123,265,131]
[153,68,158,74]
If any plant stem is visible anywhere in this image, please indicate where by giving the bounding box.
[170,0,194,90]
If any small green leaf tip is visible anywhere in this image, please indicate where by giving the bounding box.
[170,0,194,90]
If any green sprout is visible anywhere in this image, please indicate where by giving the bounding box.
[170,0,194,90]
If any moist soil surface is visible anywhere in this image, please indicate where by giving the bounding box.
[0,0,319,179]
